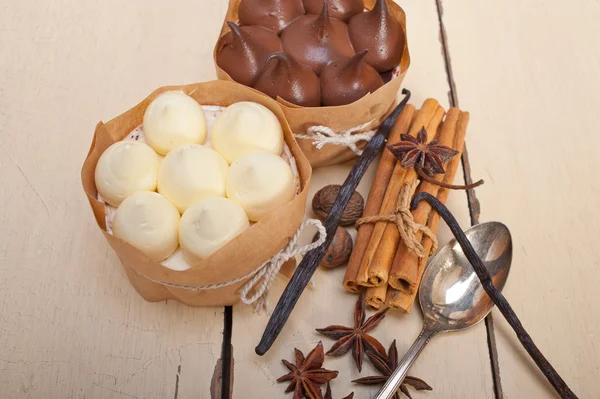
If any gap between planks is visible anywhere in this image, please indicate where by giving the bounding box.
[210,306,233,399]
[215,306,233,399]
[434,0,504,398]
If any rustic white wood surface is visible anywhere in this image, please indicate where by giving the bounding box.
[0,0,597,398]
[0,1,229,398]
[442,0,600,397]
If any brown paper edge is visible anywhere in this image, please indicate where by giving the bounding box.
[213,0,411,168]
[80,80,312,306]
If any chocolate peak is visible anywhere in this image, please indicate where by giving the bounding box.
[320,50,384,106]
[348,0,405,72]
[238,0,306,33]
[303,0,364,21]
[254,52,321,107]
[216,22,282,87]
[281,0,355,75]
[313,0,334,41]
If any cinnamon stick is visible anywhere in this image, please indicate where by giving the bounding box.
[343,104,416,293]
[385,111,470,312]
[367,109,459,310]
[366,284,387,309]
[388,108,462,293]
[355,100,445,287]
[384,204,442,310]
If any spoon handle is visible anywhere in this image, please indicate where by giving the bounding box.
[412,193,579,399]
[373,328,435,399]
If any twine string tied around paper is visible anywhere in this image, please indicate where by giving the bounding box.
[294,119,377,155]
[239,219,326,314]
[133,219,327,315]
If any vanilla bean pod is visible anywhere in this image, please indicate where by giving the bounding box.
[415,167,483,190]
[255,89,412,356]
[411,192,578,399]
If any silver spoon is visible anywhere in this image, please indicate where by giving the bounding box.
[375,191,578,398]
[374,221,512,399]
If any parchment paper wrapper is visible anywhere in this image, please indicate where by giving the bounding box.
[81,81,312,307]
[214,0,411,168]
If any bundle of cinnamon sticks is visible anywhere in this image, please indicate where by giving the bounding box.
[343,100,470,313]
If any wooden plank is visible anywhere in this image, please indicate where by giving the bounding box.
[0,1,228,397]
[442,0,600,397]
[433,1,504,396]
[229,1,495,397]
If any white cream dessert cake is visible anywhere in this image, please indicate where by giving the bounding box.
[96,92,301,271]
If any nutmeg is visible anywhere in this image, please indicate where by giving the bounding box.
[319,227,353,268]
[312,184,364,226]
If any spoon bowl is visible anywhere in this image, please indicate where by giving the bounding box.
[377,192,577,399]
[374,221,513,399]
[420,221,512,332]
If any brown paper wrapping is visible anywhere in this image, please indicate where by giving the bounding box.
[214,0,411,168]
[81,80,311,307]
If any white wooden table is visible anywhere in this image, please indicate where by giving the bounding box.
[1,1,598,398]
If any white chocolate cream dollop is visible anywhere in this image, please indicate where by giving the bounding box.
[94,141,159,207]
[143,91,207,155]
[158,144,229,213]
[112,191,180,261]
[211,101,284,163]
[226,152,295,222]
[179,197,250,262]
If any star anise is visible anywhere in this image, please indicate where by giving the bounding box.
[387,127,483,190]
[324,383,354,399]
[277,341,339,399]
[316,291,388,372]
[353,340,433,399]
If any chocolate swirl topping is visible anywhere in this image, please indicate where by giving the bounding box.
[254,52,321,107]
[216,22,282,86]
[320,50,384,106]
